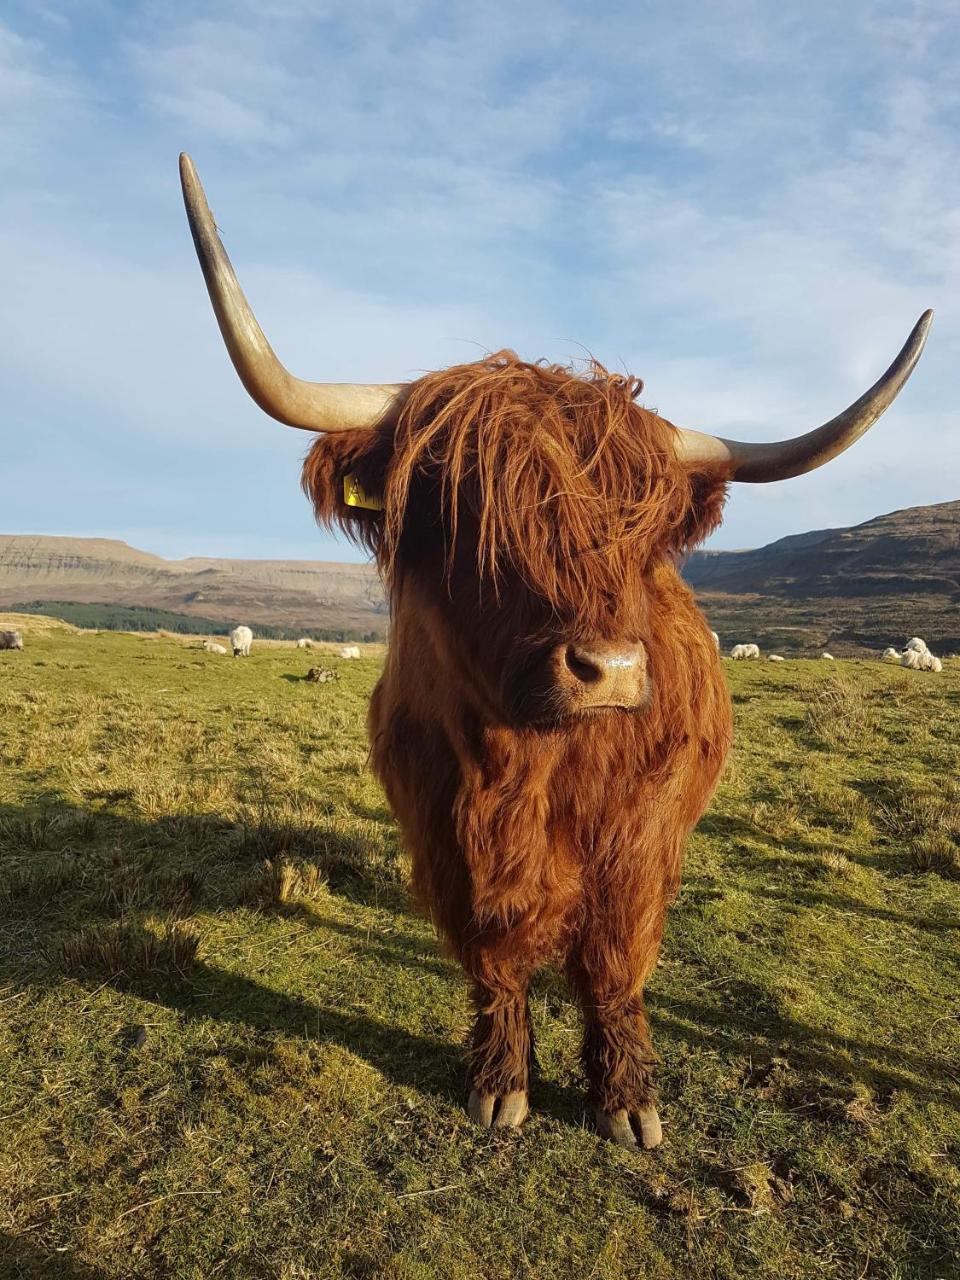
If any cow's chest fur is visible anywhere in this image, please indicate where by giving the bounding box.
[370,668,731,961]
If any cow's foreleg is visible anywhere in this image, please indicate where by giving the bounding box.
[463,947,534,1129]
[568,906,665,1149]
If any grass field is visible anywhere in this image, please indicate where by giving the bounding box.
[1,624,958,1280]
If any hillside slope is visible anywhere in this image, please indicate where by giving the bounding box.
[2,498,957,652]
[0,535,386,637]
[684,499,960,652]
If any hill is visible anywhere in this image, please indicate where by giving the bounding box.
[0,535,387,638]
[684,499,960,654]
[2,498,957,652]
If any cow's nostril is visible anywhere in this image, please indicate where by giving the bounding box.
[565,645,604,685]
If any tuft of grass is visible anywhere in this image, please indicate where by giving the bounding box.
[240,857,328,907]
[98,864,201,915]
[910,831,960,878]
[802,675,873,746]
[0,853,78,903]
[874,785,960,878]
[58,920,200,984]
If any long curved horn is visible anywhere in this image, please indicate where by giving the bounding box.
[673,310,933,482]
[179,153,406,432]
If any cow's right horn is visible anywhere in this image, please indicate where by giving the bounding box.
[672,310,933,482]
[180,154,407,433]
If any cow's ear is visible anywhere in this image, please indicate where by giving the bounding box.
[301,427,393,555]
[671,468,730,553]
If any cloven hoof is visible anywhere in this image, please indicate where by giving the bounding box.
[467,1089,529,1129]
[596,1105,663,1149]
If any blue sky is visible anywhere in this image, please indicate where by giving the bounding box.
[1,0,957,562]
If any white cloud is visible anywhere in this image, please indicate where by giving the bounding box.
[1,0,957,558]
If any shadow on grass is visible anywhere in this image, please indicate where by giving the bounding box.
[153,957,467,1103]
[2,796,958,1124]
[0,792,408,915]
[696,808,824,858]
[297,907,457,982]
[0,1232,107,1279]
[648,981,960,1109]
[754,882,959,935]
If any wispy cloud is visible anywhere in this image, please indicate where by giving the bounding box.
[0,0,957,558]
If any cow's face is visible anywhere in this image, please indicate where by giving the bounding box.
[303,355,728,727]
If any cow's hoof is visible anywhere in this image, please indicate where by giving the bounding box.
[467,1089,529,1129]
[596,1105,662,1149]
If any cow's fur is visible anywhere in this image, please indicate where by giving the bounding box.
[302,352,733,1129]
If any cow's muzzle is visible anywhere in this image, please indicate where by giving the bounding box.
[547,639,649,713]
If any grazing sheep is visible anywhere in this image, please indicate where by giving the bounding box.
[339,645,361,659]
[821,653,835,660]
[905,637,928,655]
[202,640,227,654]
[0,630,24,651]
[296,637,314,650]
[730,643,760,660]
[230,625,253,657]
[882,647,900,663]
[768,654,785,662]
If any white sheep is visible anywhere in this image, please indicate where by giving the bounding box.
[905,637,929,655]
[230,625,253,657]
[202,640,227,655]
[296,637,314,650]
[821,653,835,660]
[901,646,943,673]
[339,645,361,659]
[768,654,785,662]
[711,631,720,650]
[881,647,900,663]
[730,643,761,660]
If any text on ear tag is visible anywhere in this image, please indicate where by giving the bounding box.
[343,474,384,511]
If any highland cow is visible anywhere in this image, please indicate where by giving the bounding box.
[180,154,932,1147]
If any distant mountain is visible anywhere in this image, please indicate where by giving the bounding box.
[2,499,957,652]
[684,499,960,653]
[0,536,387,638]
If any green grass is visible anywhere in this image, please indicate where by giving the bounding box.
[1,630,959,1279]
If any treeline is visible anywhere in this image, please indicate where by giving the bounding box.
[9,601,382,643]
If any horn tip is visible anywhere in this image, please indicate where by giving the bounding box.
[179,152,200,193]
[911,308,934,352]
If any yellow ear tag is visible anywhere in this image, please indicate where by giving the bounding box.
[343,474,384,511]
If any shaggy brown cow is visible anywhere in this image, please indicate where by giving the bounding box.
[180,155,932,1147]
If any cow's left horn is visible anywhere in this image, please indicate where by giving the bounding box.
[673,310,933,482]
[179,153,407,432]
